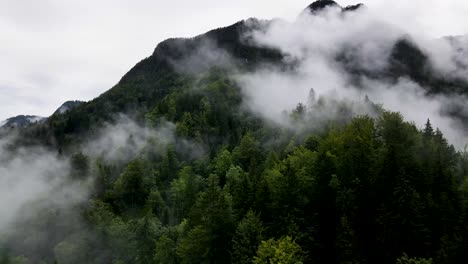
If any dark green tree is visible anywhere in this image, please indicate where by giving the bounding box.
[232,210,264,264]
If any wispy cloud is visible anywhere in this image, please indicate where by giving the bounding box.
[236,5,468,147]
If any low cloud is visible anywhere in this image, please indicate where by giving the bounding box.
[0,138,88,234]
[167,38,235,75]
[236,5,468,148]
[83,116,205,162]
[0,115,204,245]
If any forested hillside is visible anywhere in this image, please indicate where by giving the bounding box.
[1,1,468,264]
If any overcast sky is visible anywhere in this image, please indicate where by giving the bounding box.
[1,0,467,121]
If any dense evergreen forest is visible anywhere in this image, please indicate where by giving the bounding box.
[2,68,468,264]
[1,1,468,263]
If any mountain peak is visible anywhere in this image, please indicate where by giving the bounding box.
[305,0,340,13]
[304,0,363,14]
[0,115,45,129]
[53,100,84,115]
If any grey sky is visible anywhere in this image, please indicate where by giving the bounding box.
[1,0,467,121]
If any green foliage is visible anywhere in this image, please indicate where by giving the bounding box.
[170,166,205,222]
[396,253,433,264]
[253,236,304,264]
[213,149,233,179]
[154,235,177,264]
[112,159,150,212]
[145,189,166,218]
[232,210,265,264]
[4,65,468,264]
[133,215,162,264]
[160,147,179,185]
[232,133,262,172]
[224,165,253,218]
[178,174,235,263]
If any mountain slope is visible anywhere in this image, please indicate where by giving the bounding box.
[13,0,467,151]
[1,2,468,264]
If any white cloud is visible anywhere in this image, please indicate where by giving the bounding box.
[237,4,468,148]
[0,115,204,235]
[0,138,88,233]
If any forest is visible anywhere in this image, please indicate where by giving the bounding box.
[1,1,468,263]
[1,68,467,264]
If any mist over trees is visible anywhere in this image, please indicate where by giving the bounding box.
[1,1,468,264]
[1,68,467,264]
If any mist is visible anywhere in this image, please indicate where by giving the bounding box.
[236,4,468,148]
[0,114,204,262]
[0,138,86,233]
[1,1,468,262]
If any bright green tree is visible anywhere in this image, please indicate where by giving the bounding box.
[253,236,304,264]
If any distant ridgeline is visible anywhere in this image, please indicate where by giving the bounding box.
[1,1,468,264]
[0,101,83,132]
[0,115,45,129]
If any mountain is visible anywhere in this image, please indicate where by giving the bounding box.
[0,115,45,129]
[52,100,84,115]
[1,2,468,264]
[304,0,363,14]
[14,18,285,146]
[18,4,467,149]
[0,100,84,131]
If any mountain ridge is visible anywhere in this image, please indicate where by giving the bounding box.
[0,100,85,131]
[10,0,468,148]
[0,115,45,130]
